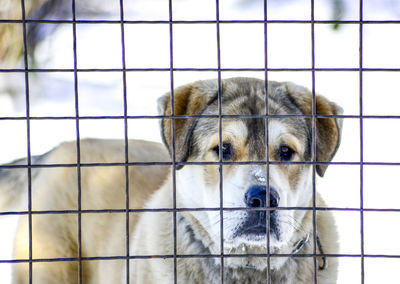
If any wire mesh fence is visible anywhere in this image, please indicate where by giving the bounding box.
[0,0,400,283]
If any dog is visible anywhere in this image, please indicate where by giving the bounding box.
[1,77,342,283]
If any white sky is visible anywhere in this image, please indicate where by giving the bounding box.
[1,0,400,283]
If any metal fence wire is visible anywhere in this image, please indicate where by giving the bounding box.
[0,0,400,283]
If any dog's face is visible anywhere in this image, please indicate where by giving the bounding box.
[158,77,342,270]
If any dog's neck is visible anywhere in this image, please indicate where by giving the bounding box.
[176,211,324,283]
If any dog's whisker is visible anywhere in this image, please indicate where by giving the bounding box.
[279,217,307,234]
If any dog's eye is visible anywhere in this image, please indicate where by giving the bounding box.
[278,145,295,161]
[212,143,233,160]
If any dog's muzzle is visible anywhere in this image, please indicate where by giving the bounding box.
[235,185,280,238]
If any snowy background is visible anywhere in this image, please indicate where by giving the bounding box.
[1,0,400,283]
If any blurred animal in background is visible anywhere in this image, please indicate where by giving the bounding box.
[0,0,113,68]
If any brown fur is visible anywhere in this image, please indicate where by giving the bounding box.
[158,83,217,165]
[285,82,343,176]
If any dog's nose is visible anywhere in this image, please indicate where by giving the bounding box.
[245,185,279,208]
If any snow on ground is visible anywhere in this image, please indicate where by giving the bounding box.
[1,0,400,283]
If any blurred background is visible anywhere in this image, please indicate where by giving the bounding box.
[0,0,400,283]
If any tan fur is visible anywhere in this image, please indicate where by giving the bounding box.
[7,139,170,283]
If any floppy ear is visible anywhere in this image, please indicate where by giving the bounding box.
[285,83,343,177]
[157,81,218,169]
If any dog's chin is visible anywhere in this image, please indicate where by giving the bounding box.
[224,234,281,254]
[222,232,289,271]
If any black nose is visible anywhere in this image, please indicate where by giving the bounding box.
[245,185,279,208]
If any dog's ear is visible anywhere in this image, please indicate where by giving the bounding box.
[158,81,217,169]
[285,83,343,177]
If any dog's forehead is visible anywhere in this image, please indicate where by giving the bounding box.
[196,78,301,116]
[198,78,308,135]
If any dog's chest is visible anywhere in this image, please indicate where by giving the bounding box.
[177,259,298,284]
